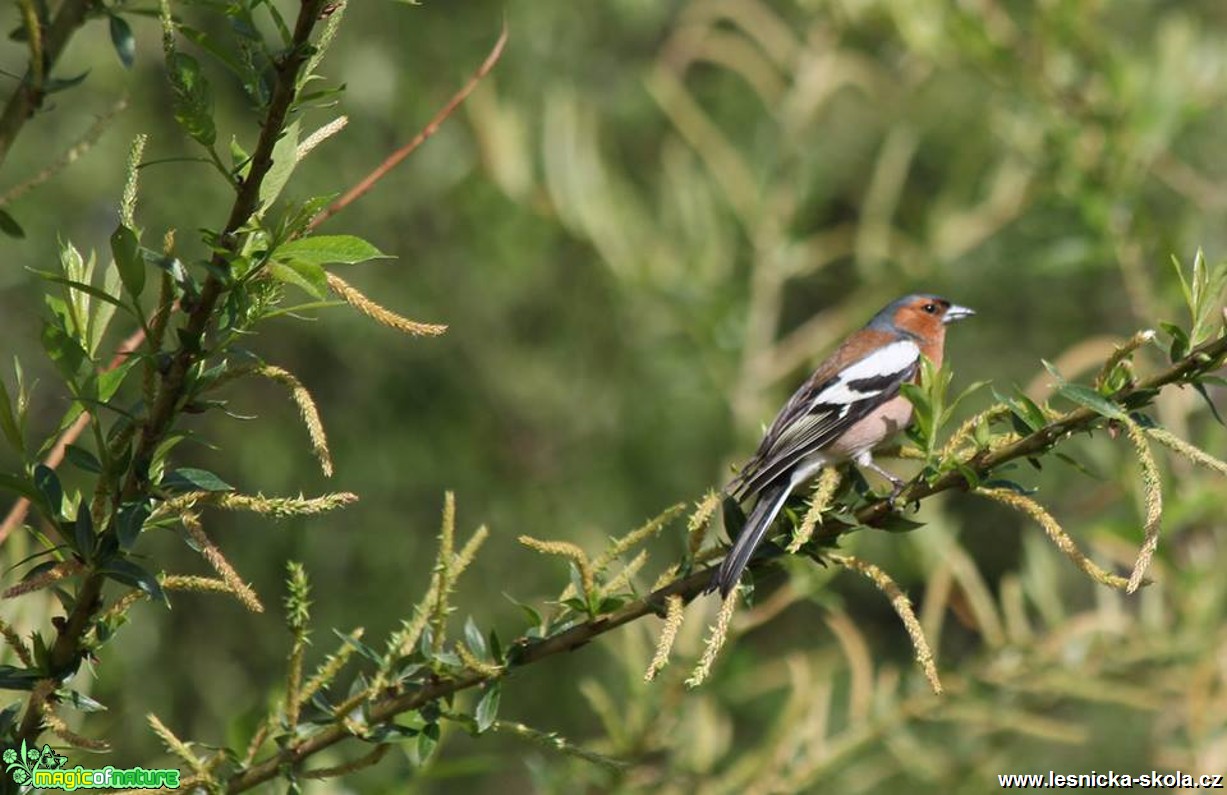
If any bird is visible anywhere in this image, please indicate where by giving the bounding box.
[708,294,975,598]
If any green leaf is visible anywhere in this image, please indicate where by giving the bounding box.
[41,321,88,383]
[474,681,501,733]
[488,629,504,664]
[566,563,589,605]
[560,597,588,613]
[167,52,216,146]
[1160,321,1189,362]
[258,120,299,212]
[877,514,927,533]
[954,463,980,489]
[365,723,420,743]
[412,722,440,765]
[898,381,930,415]
[972,414,990,447]
[229,135,251,174]
[33,464,62,517]
[1013,392,1048,431]
[108,14,135,68]
[117,500,152,550]
[333,628,383,665]
[109,224,143,299]
[268,259,327,299]
[60,689,107,713]
[99,559,167,605]
[63,445,101,474]
[179,26,247,84]
[597,596,627,613]
[0,665,43,691]
[74,502,94,559]
[994,386,1050,434]
[1120,388,1161,410]
[503,593,542,630]
[1057,383,1126,420]
[89,262,123,356]
[431,649,462,670]
[464,617,487,658]
[28,269,131,318]
[160,468,233,493]
[273,235,391,267]
[1193,258,1227,343]
[93,357,137,403]
[1192,381,1225,426]
[0,472,40,504]
[0,208,24,238]
[45,70,89,94]
[0,375,22,451]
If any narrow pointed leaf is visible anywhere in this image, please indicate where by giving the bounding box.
[109,224,144,298]
[273,235,391,266]
[160,467,233,493]
[108,14,135,68]
[474,681,501,733]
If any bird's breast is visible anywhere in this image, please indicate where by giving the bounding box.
[826,396,914,458]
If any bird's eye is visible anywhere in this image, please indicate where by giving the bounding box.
[922,303,938,314]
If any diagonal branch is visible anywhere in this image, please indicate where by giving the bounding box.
[226,333,1227,792]
[847,333,1227,533]
[307,22,508,231]
[0,0,94,171]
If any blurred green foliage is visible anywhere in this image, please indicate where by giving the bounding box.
[2,0,1227,792]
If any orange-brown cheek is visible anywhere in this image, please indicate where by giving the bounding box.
[919,326,947,369]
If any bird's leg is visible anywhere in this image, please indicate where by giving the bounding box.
[853,451,907,504]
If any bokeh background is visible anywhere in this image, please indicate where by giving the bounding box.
[2,1,1227,792]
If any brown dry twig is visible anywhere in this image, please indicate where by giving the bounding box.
[307,22,509,231]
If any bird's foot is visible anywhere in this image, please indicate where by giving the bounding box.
[884,478,917,511]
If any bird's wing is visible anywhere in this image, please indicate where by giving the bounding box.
[732,339,921,499]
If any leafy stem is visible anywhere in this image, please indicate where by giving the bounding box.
[0,0,94,171]
[13,0,332,750]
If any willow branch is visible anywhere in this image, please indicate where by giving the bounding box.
[14,0,332,748]
[226,333,1227,792]
[0,0,94,171]
[847,333,1227,533]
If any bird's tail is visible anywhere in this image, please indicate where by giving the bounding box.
[708,483,791,598]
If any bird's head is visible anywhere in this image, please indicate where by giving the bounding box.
[872,294,975,341]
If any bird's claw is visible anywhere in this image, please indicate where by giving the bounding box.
[884,480,913,510]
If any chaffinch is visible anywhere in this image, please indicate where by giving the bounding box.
[709,294,975,597]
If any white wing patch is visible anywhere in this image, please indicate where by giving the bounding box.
[811,340,920,407]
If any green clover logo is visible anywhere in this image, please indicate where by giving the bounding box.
[4,740,68,786]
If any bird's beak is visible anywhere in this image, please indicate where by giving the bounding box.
[943,304,975,324]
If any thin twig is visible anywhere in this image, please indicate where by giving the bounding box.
[0,327,146,544]
[307,22,508,231]
[1,99,129,206]
[0,0,94,170]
